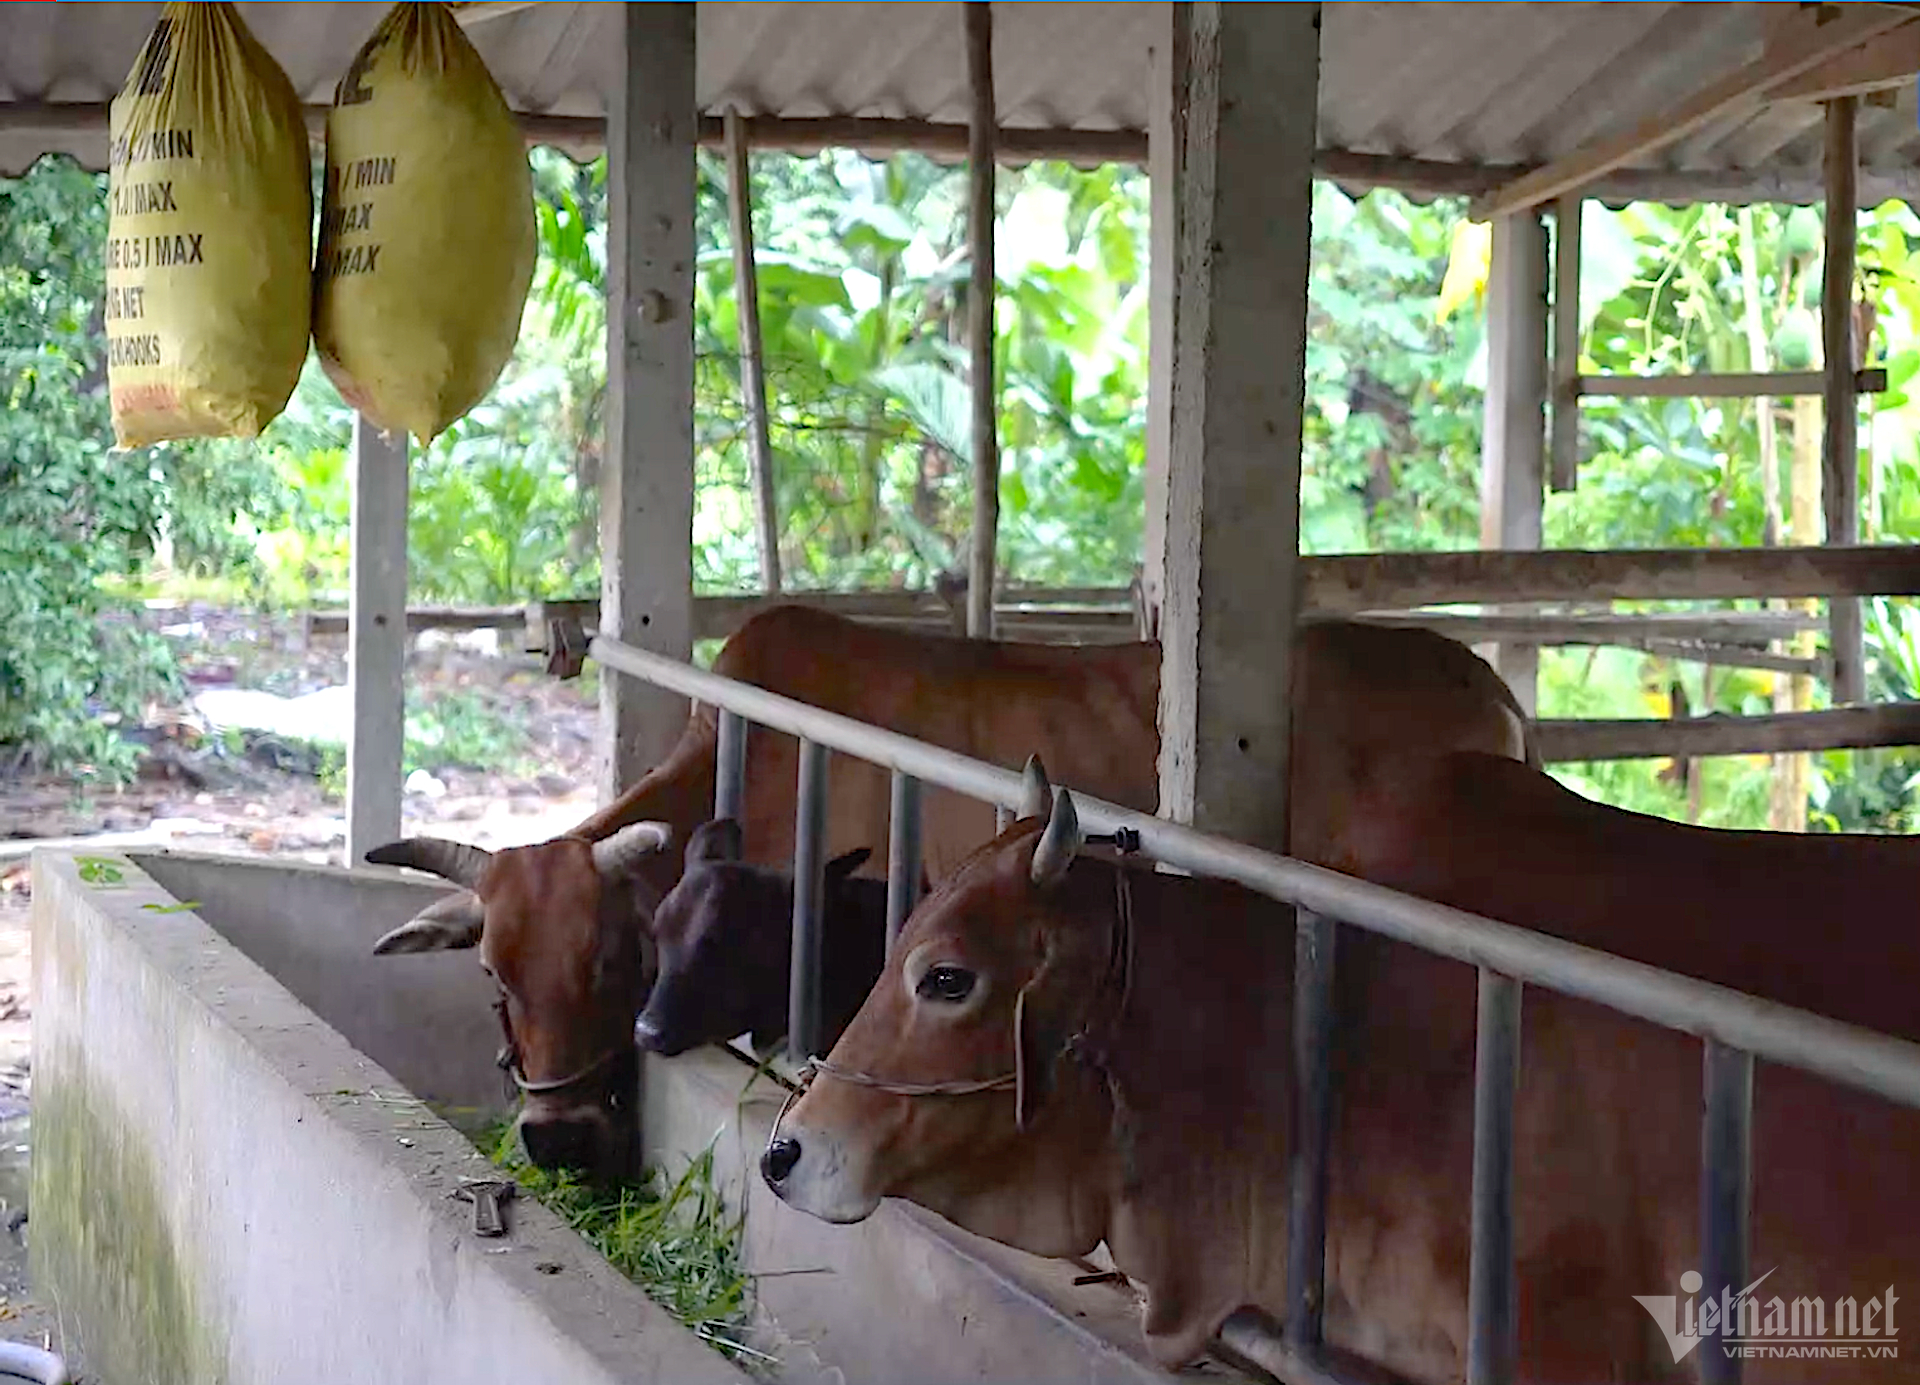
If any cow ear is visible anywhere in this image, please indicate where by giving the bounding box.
[686,818,743,868]
[825,846,873,887]
[1017,755,1053,821]
[372,890,484,955]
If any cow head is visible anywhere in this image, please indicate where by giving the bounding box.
[634,816,873,1057]
[760,760,1117,1252]
[365,821,673,1182]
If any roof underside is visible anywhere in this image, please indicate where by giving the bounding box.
[3,1,1920,206]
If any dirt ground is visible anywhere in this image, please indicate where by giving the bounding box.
[0,606,610,1375]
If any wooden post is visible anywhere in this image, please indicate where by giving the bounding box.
[1140,2,1191,645]
[964,0,999,640]
[725,106,782,595]
[1479,212,1550,716]
[346,414,408,864]
[1824,94,1864,705]
[1154,0,1320,848]
[599,1,696,802]
[1548,196,1581,493]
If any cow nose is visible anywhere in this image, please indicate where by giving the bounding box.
[761,1136,802,1185]
[633,1012,663,1050]
[520,1115,600,1172]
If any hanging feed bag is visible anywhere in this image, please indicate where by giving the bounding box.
[313,1,536,445]
[105,2,314,449]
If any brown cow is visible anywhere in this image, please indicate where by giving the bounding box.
[364,605,1533,1178]
[763,776,1920,1382]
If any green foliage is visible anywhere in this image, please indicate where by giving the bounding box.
[0,158,180,780]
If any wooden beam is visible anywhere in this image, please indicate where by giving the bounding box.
[1353,610,1827,646]
[1534,702,1920,762]
[1303,544,1920,613]
[345,416,407,865]
[724,108,782,595]
[1469,3,1917,220]
[965,0,1000,641]
[1577,368,1887,398]
[599,2,697,801]
[1766,14,1920,99]
[1155,0,1320,847]
[1549,197,1582,493]
[1826,95,1867,704]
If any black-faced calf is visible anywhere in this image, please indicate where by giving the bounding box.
[633,818,892,1057]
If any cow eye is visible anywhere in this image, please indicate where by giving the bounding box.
[915,964,976,1003]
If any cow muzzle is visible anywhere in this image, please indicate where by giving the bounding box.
[517,1103,633,1182]
[757,1120,882,1223]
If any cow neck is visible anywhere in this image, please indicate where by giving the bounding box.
[1087,863,1298,1369]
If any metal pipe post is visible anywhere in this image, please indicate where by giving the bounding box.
[789,738,830,1059]
[1699,1041,1755,1385]
[1467,969,1522,1385]
[715,709,747,824]
[886,770,923,954]
[1285,909,1337,1352]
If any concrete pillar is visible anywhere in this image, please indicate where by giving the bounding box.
[1139,0,1190,645]
[1478,212,1549,717]
[346,414,406,863]
[598,0,697,803]
[1153,0,1321,851]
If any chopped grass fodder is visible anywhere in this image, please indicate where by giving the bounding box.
[474,1117,768,1371]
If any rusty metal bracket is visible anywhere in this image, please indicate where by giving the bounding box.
[544,616,589,679]
[453,1177,518,1237]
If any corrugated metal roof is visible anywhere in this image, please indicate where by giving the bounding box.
[2,1,1918,205]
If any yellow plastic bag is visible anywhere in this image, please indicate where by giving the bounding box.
[313,2,536,445]
[105,2,313,449]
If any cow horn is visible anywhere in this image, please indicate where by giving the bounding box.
[592,820,673,878]
[1029,788,1081,889]
[1017,755,1053,821]
[372,889,485,955]
[365,837,494,889]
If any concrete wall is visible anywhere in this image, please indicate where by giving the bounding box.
[643,1046,1184,1385]
[31,848,749,1385]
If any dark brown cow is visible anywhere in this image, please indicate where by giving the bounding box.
[633,817,892,1058]
[365,606,1532,1177]
[763,774,1920,1382]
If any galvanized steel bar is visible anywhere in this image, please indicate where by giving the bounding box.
[714,709,747,824]
[789,738,830,1060]
[1467,969,1521,1385]
[1285,909,1337,1352]
[1698,1041,1755,1385]
[586,632,1920,1112]
[886,770,923,954]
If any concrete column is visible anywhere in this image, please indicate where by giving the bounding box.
[346,413,406,864]
[1139,0,1190,645]
[598,0,697,803]
[1478,212,1549,717]
[1153,0,1321,851]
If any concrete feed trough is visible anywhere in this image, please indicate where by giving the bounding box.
[30,849,747,1385]
[32,848,1192,1385]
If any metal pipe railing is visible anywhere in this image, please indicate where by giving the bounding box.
[591,630,1920,1385]
[885,770,922,954]
[715,709,747,823]
[788,738,830,1059]
[592,631,1920,1111]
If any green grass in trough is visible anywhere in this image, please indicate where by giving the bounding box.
[471,1116,769,1372]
